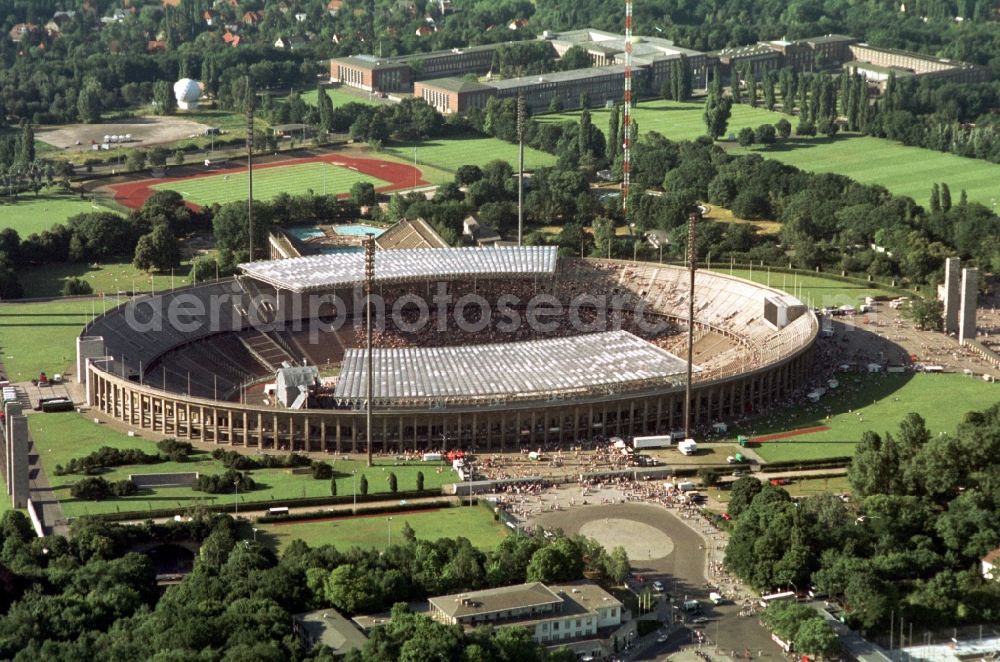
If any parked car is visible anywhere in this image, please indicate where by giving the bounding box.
[652,581,664,592]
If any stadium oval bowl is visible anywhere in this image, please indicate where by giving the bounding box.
[78,251,817,451]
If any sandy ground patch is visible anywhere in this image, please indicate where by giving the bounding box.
[579,518,675,560]
[37,116,211,151]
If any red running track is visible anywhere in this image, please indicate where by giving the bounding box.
[752,426,831,442]
[104,153,430,210]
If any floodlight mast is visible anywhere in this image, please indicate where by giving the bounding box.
[365,234,375,468]
[246,76,255,262]
[622,0,632,233]
[517,92,526,247]
[683,211,699,439]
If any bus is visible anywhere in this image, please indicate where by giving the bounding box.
[759,591,796,608]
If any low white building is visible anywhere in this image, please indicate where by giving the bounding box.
[428,580,633,658]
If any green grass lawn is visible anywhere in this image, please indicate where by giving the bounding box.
[17,260,193,299]
[29,412,460,517]
[542,98,788,144]
[737,373,1000,462]
[300,87,380,108]
[254,505,507,553]
[736,135,1000,209]
[542,99,1000,208]
[152,161,389,206]
[386,136,557,174]
[0,193,116,236]
[0,473,9,513]
[709,267,897,310]
[0,297,123,381]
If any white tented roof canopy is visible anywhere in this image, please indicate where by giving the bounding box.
[333,330,697,406]
[239,246,558,292]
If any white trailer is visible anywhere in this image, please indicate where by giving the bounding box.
[632,435,672,450]
[678,439,698,455]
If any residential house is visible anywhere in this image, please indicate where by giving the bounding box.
[983,547,1000,580]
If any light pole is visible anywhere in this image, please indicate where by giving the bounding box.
[252,527,258,542]
[352,470,357,509]
[386,516,392,547]
[234,479,239,518]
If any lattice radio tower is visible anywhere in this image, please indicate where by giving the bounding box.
[622,0,633,228]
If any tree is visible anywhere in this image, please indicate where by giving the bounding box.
[795,119,816,136]
[126,150,147,173]
[817,117,839,137]
[794,617,840,657]
[62,277,93,296]
[908,298,943,331]
[77,79,103,124]
[148,147,169,168]
[133,223,180,272]
[350,181,377,207]
[728,476,763,518]
[154,80,176,115]
[703,92,733,140]
[775,118,792,140]
[737,126,755,147]
[940,183,952,212]
[17,123,34,165]
[317,85,334,132]
[754,123,776,144]
[416,471,424,491]
[606,546,631,584]
[388,472,398,493]
[592,216,616,257]
[330,478,337,496]
[548,96,563,113]
[359,474,368,496]
[173,150,185,167]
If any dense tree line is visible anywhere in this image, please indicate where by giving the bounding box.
[54,446,161,476]
[0,511,628,660]
[614,132,1000,282]
[724,408,1000,633]
[70,476,138,500]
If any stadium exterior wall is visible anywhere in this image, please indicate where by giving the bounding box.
[81,260,818,450]
[84,344,812,451]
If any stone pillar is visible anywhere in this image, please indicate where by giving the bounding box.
[943,257,961,335]
[4,402,21,496]
[76,336,105,393]
[8,414,29,509]
[959,267,978,344]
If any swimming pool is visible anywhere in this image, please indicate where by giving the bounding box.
[333,224,384,237]
[287,226,325,241]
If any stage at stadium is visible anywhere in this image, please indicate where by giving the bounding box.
[78,247,817,451]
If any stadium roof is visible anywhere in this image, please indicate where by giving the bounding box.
[333,331,697,406]
[239,246,557,292]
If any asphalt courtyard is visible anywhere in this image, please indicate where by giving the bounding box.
[528,489,789,661]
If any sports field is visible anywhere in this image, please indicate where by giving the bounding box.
[740,373,1000,462]
[254,506,507,552]
[29,412,459,517]
[0,193,115,236]
[151,161,388,206]
[17,260,193,299]
[543,99,1000,207]
[0,297,123,381]
[386,136,557,173]
[709,267,897,310]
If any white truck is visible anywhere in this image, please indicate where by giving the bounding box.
[632,435,672,450]
[678,439,698,455]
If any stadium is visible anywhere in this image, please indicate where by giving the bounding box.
[77,247,817,451]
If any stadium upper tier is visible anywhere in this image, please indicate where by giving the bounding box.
[333,330,696,406]
[239,246,559,293]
